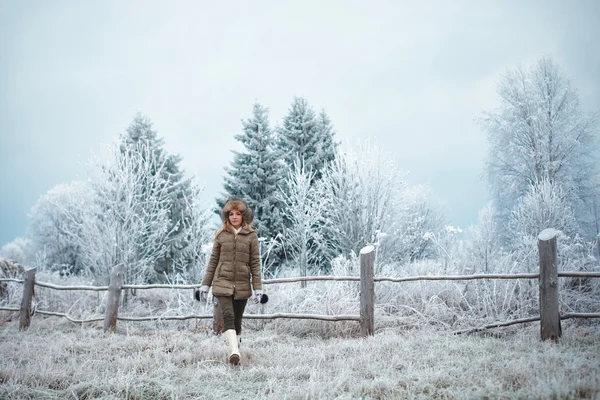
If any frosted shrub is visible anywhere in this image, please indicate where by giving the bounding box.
[0,281,22,314]
[258,260,360,337]
[363,258,543,329]
[33,270,106,320]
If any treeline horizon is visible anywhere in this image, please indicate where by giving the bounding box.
[1,55,599,287]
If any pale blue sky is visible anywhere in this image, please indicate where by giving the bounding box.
[1,0,599,246]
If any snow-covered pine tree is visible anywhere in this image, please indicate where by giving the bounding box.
[44,138,177,285]
[271,98,339,272]
[120,113,200,281]
[315,108,338,179]
[276,97,338,181]
[219,103,285,257]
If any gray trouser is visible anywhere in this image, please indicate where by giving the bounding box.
[217,296,248,335]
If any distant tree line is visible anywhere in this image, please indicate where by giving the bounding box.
[9,114,213,285]
[217,96,445,277]
[1,56,598,284]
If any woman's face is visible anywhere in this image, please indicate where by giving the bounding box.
[228,209,243,228]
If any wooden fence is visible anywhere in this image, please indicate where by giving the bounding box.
[1,228,600,341]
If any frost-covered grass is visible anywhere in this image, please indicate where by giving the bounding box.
[0,319,599,399]
[1,264,599,398]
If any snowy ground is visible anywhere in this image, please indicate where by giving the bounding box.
[1,317,599,399]
[1,266,599,398]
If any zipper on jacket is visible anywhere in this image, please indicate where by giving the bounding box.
[233,231,237,295]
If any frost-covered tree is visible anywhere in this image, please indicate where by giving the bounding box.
[395,185,447,263]
[24,115,211,283]
[509,180,579,243]
[57,139,177,284]
[318,149,396,260]
[220,103,285,240]
[318,143,444,266]
[0,237,31,266]
[26,182,87,274]
[508,179,592,273]
[586,174,600,257]
[28,138,211,284]
[464,203,500,273]
[509,180,579,241]
[276,97,338,181]
[177,183,215,283]
[276,161,329,282]
[480,55,599,243]
[120,113,198,277]
[43,133,210,285]
[315,108,337,178]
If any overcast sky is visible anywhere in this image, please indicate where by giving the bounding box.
[1,0,599,247]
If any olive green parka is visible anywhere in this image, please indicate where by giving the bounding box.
[201,225,262,299]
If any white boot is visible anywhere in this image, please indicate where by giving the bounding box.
[224,329,240,365]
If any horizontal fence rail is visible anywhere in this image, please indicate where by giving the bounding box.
[3,272,600,289]
[0,278,24,284]
[453,312,600,335]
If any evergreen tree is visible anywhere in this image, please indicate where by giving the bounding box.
[272,98,339,272]
[277,97,338,181]
[120,113,197,280]
[315,108,338,177]
[219,103,285,247]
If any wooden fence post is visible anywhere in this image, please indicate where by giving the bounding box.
[104,264,124,333]
[19,267,36,331]
[360,245,375,336]
[538,228,561,342]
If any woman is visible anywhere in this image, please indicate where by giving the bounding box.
[197,197,263,365]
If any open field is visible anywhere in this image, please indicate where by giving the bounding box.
[1,264,599,399]
[1,318,599,400]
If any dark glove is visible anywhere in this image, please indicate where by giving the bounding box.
[260,293,269,304]
[253,290,269,304]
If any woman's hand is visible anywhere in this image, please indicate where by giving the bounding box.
[253,290,263,304]
[253,290,268,304]
[194,285,210,301]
